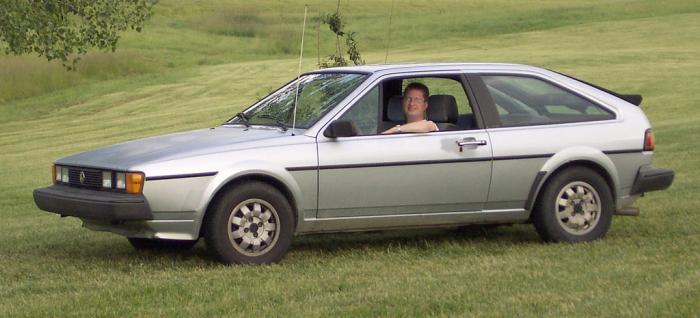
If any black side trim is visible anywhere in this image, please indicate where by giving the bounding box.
[524,171,547,211]
[288,149,639,172]
[320,157,492,170]
[493,154,553,161]
[146,172,217,181]
[287,153,554,171]
[603,149,644,155]
[286,166,318,172]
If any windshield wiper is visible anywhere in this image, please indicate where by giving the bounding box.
[255,114,288,132]
[231,112,250,127]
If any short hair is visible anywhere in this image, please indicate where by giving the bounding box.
[404,82,429,101]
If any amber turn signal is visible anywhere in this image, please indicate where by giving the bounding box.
[643,129,655,151]
[126,172,145,194]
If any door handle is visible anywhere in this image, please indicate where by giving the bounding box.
[456,138,487,147]
[456,138,487,152]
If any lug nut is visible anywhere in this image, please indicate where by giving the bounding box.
[244,228,249,233]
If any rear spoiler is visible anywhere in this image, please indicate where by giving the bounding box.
[549,70,643,106]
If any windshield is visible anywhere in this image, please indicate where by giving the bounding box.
[228,73,368,129]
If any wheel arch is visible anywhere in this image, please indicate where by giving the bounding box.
[197,170,302,238]
[526,148,619,212]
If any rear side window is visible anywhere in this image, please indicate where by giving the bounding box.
[482,75,615,127]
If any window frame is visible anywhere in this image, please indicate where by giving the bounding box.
[468,73,618,129]
[320,71,487,138]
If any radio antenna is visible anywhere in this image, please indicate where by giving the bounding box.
[384,0,395,63]
[291,5,308,136]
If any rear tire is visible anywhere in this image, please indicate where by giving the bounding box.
[203,181,294,264]
[128,238,198,251]
[532,167,613,243]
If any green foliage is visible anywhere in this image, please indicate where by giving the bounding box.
[319,8,364,68]
[344,31,364,66]
[1,0,698,102]
[0,0,157,70]
[323,11,344,36]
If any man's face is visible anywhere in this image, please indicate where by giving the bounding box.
[402,88,428,119]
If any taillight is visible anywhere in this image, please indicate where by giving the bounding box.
[644,129,655,151]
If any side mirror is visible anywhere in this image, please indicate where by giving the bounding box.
[324,120,358,138]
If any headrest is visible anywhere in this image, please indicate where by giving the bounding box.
[386,95,405,122]
[427,95,458,123]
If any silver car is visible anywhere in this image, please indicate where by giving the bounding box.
[34,63,674,264]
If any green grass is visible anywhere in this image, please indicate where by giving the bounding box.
[1,1,699,316]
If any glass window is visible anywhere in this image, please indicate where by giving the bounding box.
[337,86,380,136]
[400,77,477,130]
[403,78,471,115]
[229,73,367,129]
[482,75,614,127]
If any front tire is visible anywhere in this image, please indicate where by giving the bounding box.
[203,181,294,264]
[532,167,613,243]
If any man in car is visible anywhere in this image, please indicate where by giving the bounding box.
[382,82,439,134]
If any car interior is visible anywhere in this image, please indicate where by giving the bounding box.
[336,73,614,136]
[377,76,477,133]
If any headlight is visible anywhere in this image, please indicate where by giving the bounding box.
[102,171,112,188]
[54,165,69,184]
[116,172,126,189]
[60,166,69,183]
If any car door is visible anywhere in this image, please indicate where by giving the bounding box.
[315,74,493,220]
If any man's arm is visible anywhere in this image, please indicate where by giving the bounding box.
[381,120,438,134]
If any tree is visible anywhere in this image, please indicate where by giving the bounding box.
[0,0,157,70]
[318,2,364,68]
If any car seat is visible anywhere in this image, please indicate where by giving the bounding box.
[427,95,459,131]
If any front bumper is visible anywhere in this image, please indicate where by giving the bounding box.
[630,165,674,195]
[33,185,153,221]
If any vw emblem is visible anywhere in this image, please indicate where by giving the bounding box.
[79,171,86,184]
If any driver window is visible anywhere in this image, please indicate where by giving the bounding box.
[336,86,380,136]
[396,77,477,130]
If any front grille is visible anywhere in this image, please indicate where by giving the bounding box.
[68,167,102,189]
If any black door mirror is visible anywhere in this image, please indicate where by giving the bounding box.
[324,120,358,138]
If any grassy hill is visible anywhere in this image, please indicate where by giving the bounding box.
[1,1,698,316]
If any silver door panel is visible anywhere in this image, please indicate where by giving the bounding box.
[317,131,492,218]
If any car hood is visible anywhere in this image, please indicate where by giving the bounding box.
[56,125,299,170]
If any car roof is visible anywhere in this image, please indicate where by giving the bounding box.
[307,63,545,76]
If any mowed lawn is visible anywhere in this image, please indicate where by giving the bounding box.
[1,1,699,316]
